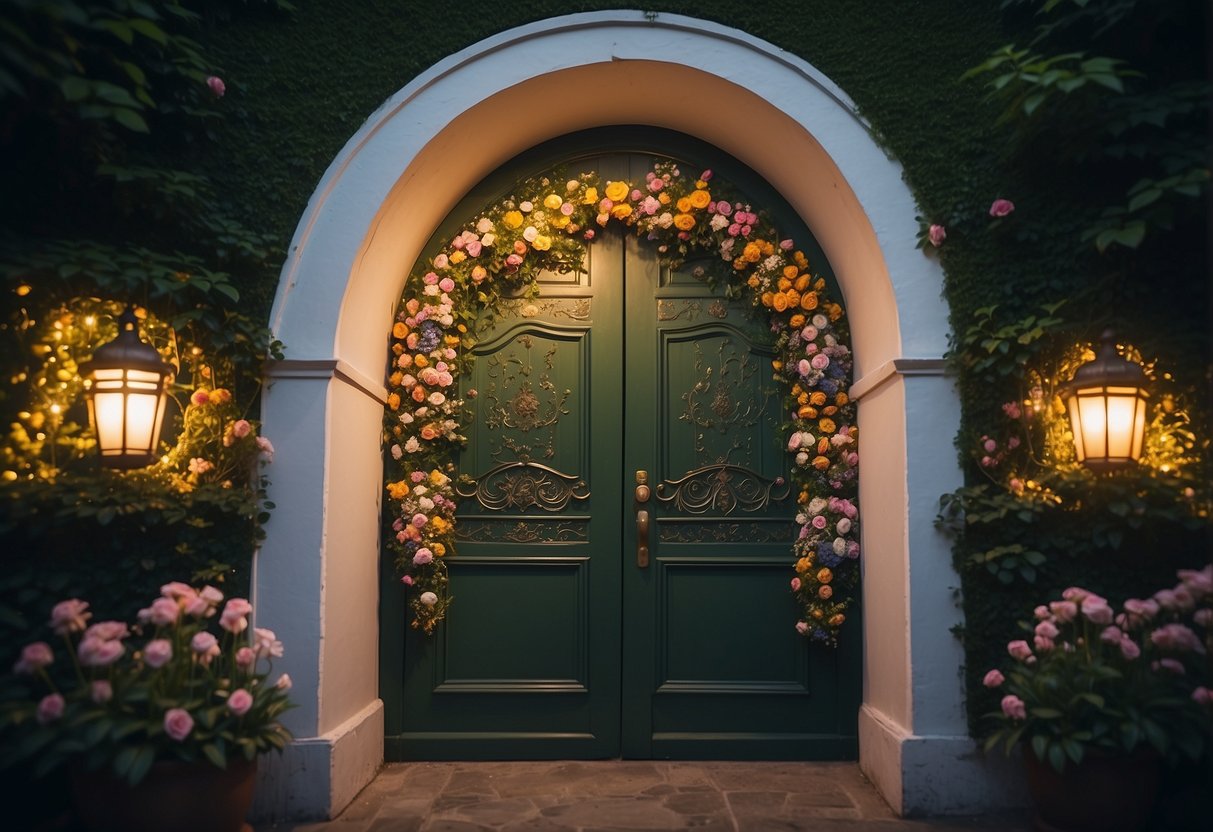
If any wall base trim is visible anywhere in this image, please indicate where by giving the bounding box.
[251,699,385,822]
[858,704,1028,816]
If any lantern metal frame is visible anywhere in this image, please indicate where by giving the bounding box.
[1060,329,1150,473]
[80,306,174,469]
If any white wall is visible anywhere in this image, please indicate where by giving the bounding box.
[257,10,1012,819]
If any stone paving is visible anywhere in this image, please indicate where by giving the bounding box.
[267,761,1032,832]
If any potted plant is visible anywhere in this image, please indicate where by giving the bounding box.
[0,582,294,832]
[983,565,1213,832]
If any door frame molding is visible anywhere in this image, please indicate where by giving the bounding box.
[254,10,1020,821]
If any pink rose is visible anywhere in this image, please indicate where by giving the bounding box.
[219,598,253,634]
[1123,598,1160,621]
[1119,638,1141,660]
[433,253,448,269]
[1151,623,1205,653]
[253,627,283,659]
[228,688,254,717]
[401,575,414,586]
[232,419,251,439]
[144,639,173,668]
[78,636,124,668]
[1007,640,1033,661]
[50,599,91,635]
[164,708,194,741]
[1000,694,1026,720]
[1192,687,1212,706]
[205,76,225,97]
[928,224,946,247]
[1081,596,1114,625]
[811,515,828,529]
[810,353,830,370]
[413,548,434,565]
[779,239,793,250]
[190,389,210,406]
[236,646,256,670]
[1178,565,1213,597]
[790,577,801,591]
[1033,635,1055,652]
[982,669,1004,688]
[36,693,65,724]
[438,277,455,293]
[191,631,220,656]
[13,642,53,675]
[411,513,428,528]
[1099,626,1123,645]
[256,435,274,462]
[1156,658,1186,675]
[1048,600,1077,622]
[149,597,180,627]
[90,680,113,704]
[795,621,809,635]
[989,198,1015,217]
[1034,620,1059,640]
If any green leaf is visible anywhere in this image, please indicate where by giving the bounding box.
[201,742,226,769]
[112,107,149,133]
[1031,734,1048,762]
[1032,707,1062,719]
[1048,744,1066,773]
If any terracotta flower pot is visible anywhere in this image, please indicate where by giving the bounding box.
[71,756,257,832]
[1023,748,1159,832]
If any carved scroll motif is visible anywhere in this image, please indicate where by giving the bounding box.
[457,461,590,513]
[654,464,789,516]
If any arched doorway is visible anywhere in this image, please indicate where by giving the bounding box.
[253,11,1009,821]
[382,132,862,761]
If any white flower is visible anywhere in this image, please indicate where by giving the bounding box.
[523,226,539,242]
[808,497,828,515]
[391,444,403,460]
[404,437,420,453]
[657,212,674,229]
[423,284,440,296]
[762,254,782,271]
[276,673,292,691]
[399,412,414,425]
[833,537,846,555]
[413,485,428,495]
[476,217,493,233]
[566,179,580,193]
[795,451,809,466]
[419,497,435,512]
[481,233,496,247]
[419,592,438,607]
[428,392,446,406]
[710,213,729,232]
[812,314,828,328]
[837,518,852,535]
[519,201,533,213]
[439,314,453,326]
[795,513,807,525]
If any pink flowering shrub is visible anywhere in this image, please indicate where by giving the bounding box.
[983,566,1213,773]
[0,583,294,785]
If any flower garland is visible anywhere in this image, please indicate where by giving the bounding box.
[383,160,860,645]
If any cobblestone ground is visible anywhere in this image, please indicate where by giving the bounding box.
[268,761,1032,832]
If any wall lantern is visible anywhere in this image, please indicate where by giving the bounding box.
[81,306,173,469]
[1061,330,1149,473]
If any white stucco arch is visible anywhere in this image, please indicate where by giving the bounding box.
[253,10,1021,821]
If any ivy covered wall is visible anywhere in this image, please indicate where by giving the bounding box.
[4,0,1209,738]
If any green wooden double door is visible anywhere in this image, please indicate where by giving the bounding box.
[385,150,859,761]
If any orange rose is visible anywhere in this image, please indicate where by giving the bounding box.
[444,335,460,346]
[676,196,693,213]
[689,190,711,209]
[430,516,450,534]
[419,424,439,440]
[794,274,811,292]
[771,360,783,371]
[812,455,830,470]
[784,290,800,308]
[812,608,824,619]
[796,557,813,574]
[835,393,849,406]
[673,213,695,230]
[797,392,809,406]
[783,265,799,281]
[801,292,818,310]
[822,405,838,416]
[389,372,403,388]
[743,242,762,262]
[761,292,775,308]
[818,437,830,454]
[449,250,466,265]
[414,355,428,368]
[789,313,805,328]
[826,303,843,321]
[392,343,404,356]
[772,293,789,312]
[794,251,809,269]
[432,543,446,557]
[777,277,792,291]
[818,585,833,600]
[760,240,774,256]
[797,404,814,419]
[817,568,833,584]
[392,322,409,339]
[814,277,826,290]
[747,275,760,288]
[386,481,409,500]
[809,391,827,406]
[658,192,670,205]
[828,613,846,627]
[472,265,487,283]
[387,393,400,411]
[411,386,427,403]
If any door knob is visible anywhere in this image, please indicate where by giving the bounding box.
[635,470,650,567]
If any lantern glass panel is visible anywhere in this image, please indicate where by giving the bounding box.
[1075,394,1109,461]
[93,390,127,454]
[124,389,161,452]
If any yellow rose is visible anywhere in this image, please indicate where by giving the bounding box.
[532,235,552,251]
[658,192,670,205]
[743,242,762,262]
[503,210,524,228]
[796,556,814,574]
[676,196,693,213]
[695,179,708,189]
[771,359,783,371]
[392,322,409,339]
[794,250,809,268]
[551,214,570,228]
[689,189,711,209]
[449,250,466,265]
[444,335,461,346]
[544,194,563,210]
[387,393,400,411]
[429,469,450,486]
[611,203,633,220]
[414,354,428,368]
[386,481,409,500]
[812,455,830,471]
[673,213,695,231]
[582,187,599,205]
[389,372,403,388]
[432,543,446,557]
[604,181,629,202]
[430,516,450,534]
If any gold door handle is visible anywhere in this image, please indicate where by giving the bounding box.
[634,469,651,568]
[636,509,650,568]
